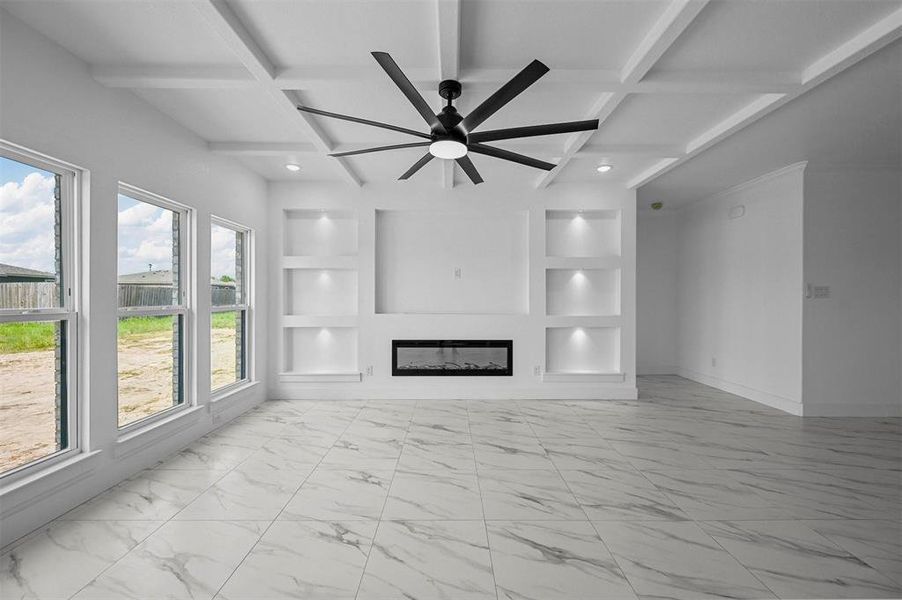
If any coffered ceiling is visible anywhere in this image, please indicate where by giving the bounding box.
[3,0,901,190]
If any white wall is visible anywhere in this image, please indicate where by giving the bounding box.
[636,209,678,374]
[802,168,901,416]
[0,11,269,546]
[268,180,637,400]
[675,164,805,414]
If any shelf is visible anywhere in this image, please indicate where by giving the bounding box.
[545,256,620,270]
[282,315,358,328]
[282,256,358,270]
[544,315,620,328]
[542,372,625,383]
[279,372,362,383]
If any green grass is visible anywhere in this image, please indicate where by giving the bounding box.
[0,322,57,353]
[0,312,239,354]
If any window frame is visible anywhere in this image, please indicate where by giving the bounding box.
[0,140,81,481]
[116,183,193,433]
[209,215,252,397]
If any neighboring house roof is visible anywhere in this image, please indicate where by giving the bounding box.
[0,263,55,281]
[118,269,235,287]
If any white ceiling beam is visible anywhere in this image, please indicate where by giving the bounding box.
[209,142,319,156]
[535,0,710,189]
[93,65,795,95]
[629,5,902,188]
[193,0,361,186]
[436,0,460,189]
[207,141,682,160]
[92,65,255,89]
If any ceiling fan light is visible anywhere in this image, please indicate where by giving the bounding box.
[429,140,467,159]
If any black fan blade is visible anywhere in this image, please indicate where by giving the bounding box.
[298,106,431,139]
[372,52,445,133]
[460,60,549,133]
[468,119,599,143]
[330,142,431,157]
[399,153,434,180]
[467,143,556,171]
[455,155,484,185]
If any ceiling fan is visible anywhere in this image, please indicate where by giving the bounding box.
[297,52,599,184]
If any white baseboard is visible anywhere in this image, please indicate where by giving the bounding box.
[802,401,902,417]
[637,364,678,375]
[270,384,640,401]
[677,367,803,416]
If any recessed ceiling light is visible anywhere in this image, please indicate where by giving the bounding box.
[285,163,302,172]
[429,140,468,160]
[596,164,613,173]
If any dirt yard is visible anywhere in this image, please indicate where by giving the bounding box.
[0,328,237,472]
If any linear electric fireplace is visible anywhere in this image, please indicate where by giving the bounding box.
[392,340,513,376]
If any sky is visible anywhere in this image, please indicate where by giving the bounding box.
[0,157,57,274]
[1,156,237,279]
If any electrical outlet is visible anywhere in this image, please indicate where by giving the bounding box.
[454,267,462,280]
[813,285,831,299]
[711,357,717,367]
[365,365,374,376]
[534,365,542,376]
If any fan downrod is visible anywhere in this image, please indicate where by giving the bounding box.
[438,79,462,101]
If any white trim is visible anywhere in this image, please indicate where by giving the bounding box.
[271,384,639,401]
[0,141,82,481]
[698,161,809,205]
[802,401,902,418]
[636,364,678,375]
[115,405,205,460]
[209,215,253,393]
[210,379,261,404]
[0,450,102,522]
[116,182,194,431]
[677,367,803,415]
[542,372,626,383]
[279,372,362,383]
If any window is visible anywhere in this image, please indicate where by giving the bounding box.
[210,219,249,392]
[117,185,190,428]
[0,143,79,477]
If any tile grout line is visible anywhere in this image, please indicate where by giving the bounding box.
[352,400,413,600]
[526,402,643,600]
[62,404,312,599]
[210,400,361,599]
[469,398,501,600]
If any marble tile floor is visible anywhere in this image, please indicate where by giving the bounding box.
[2,375,900,599]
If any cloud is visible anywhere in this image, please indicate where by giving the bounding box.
[0,171,57,272]
[118,200,161,227]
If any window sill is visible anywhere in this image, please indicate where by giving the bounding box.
[0,450,103,519]
[210,379,260,406]
[115,404,205,460]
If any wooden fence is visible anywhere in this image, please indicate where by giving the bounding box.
[0,282,58,308]
[2,282,236,309]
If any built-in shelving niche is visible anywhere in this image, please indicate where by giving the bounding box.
[280,208,360,382]
[544,326,622,381]
[284,268,358,316]
[545,209,621,258]
[283,209,358,257]
[282,326,360,382]
[543,208,623,383]
[546,268,620,316]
